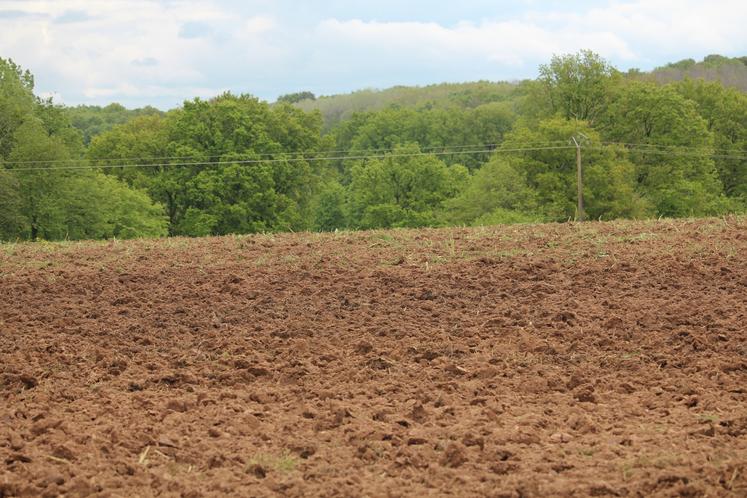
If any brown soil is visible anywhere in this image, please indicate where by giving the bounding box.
[1,217,746,497]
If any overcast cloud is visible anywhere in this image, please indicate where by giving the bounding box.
[0,0,745,108]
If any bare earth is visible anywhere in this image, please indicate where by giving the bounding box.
[1,217,746,497]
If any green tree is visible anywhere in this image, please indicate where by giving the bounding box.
[164,95,321,235]
[67,103,162,144]
[296,81,519,129]
[332,104,514,172]
[175,158,302,235]
[35,100,85,156]
[82,174,167,238]
[9,119,74,239]
[0,168,25,239]
[532,50,620,125]
[444,156,541,225]
[49,171,166,240]
[0,58,167,241]
[88,114,175,222]
[89,93,326,236]
[673,79,747,200]
[312,181,347,231]
[601,82,728,216]
[504,118,648,221]
[348,144,468,229]
[0,58,36,158]
[8,119,167,240]
[276,91,316,104]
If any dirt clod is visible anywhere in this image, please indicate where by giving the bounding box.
[440,443,467,468]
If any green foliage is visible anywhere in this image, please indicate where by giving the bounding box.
[534,50,620,125]
[5,119,167,240]
[601,82,726,216]
[347,144,468,229]
[8,119,70,239]
[176,160,302,235]
[88,114,169,188]
[0,58,36,158]
[643,54,747,92]
[87,175,168,238]
[296,81,518,129]
[672,79,747,199]
[3,50,747,242]
[444,156,541,225]
[665,58,697,71]
[0,58,167,241]
[504,118,648,221]
[582,146,650,220]
[67,103,162,144]
[46,171,167,240]
[332,103,515,171]
[312,181,347,231]
[0,168,25,238]
[276,91,316,104]
[89,94,325,236]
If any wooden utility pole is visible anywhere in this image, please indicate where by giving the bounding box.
[572,136,585,221]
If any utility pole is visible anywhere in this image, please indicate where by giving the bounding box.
[571,136,585,222]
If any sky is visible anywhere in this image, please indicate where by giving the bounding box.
[1,0,746,109]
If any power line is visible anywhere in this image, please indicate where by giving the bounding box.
[5,145,577,172]
[5,142,746,174]
[9,139,741,165]
[7,143,496,165]
[6,141,571,165]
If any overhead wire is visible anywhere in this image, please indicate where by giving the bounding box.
[4,141,746,173]
[7,140,572,165]
[4,144,577,172]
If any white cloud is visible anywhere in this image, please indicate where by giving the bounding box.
[0,0,242,104]
[316,0,747,71]
[317,17,634,66]
[0,0,745,108]
[546,0,747,63]
[83,84,224,99]
[244,16,275,36]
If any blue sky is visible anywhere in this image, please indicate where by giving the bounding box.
[1,0,746,109]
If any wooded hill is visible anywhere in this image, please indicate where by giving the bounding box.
[288,54,747,129]
[640,54,747,92]
[1,51,745,241]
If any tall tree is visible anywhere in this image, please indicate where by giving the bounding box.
[312,181,347,231]
[89,93,326,236]
[9,119,75,240]
[533,50,620,125]
[0,58,36,158]
[8,119,166,240]
[443,156,541,225]
[503,118,648,221]
[347,144,468,229]
[601,82,730,216]
[276,91,315,104]
[1,58,167,241]
[673,79,747,200]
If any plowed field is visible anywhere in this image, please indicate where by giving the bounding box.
[2,217,747,497]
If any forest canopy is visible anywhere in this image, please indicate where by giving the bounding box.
[1,51,745,241]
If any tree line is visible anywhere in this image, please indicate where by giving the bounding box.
[638,54,747,93]
[1,50,745,241]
